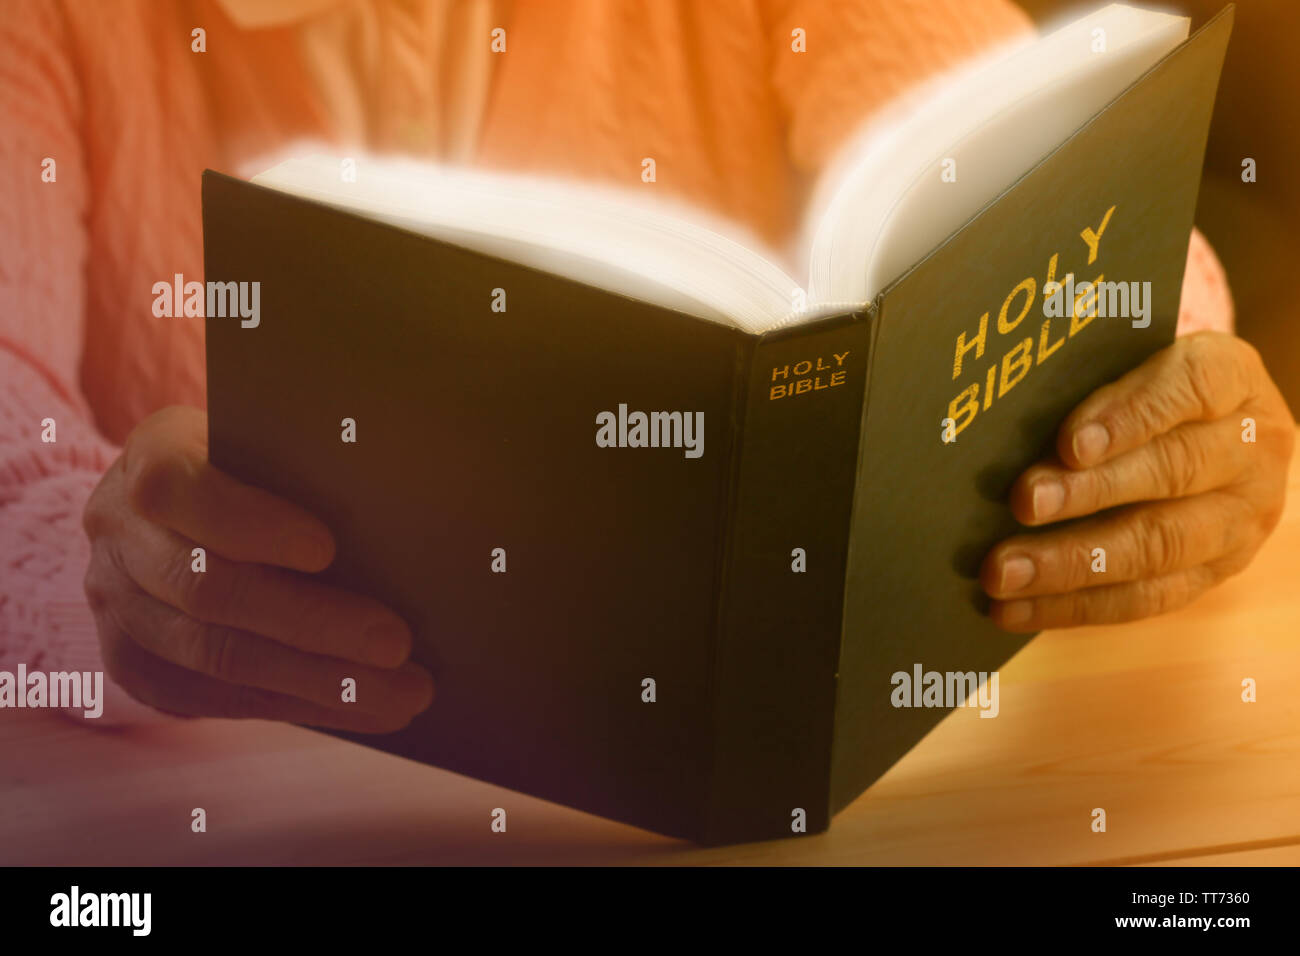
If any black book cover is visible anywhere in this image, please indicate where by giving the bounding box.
[204,6,1232,845]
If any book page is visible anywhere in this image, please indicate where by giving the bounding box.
[806,3,1189,305]
[252,155,801,334]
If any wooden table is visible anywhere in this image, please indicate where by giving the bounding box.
[4,432,1298,867]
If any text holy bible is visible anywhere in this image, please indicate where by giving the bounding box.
[203,7,1233,844]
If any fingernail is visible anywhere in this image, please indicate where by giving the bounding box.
[999,555,1036,593]
[1072,422,1110,465]
[1001,600,1033,626]
[296,530,334,569]
[365,619,412,666]
[395,662,436,710]
[1032,479,1065,520]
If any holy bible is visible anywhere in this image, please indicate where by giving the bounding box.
[203,5,1233,844]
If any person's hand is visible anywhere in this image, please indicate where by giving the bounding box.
[982,332,1294,630]
[83,406,434,731]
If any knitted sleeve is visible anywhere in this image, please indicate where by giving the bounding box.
[0,2,171,725]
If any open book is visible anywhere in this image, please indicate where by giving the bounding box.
[203,4,1234,844]
[252,4,1190,333]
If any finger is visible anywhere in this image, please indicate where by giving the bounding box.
[123,407,335,571]
[113,517,413,668]
[1010,417,1250,526]
[111,580,434,719]
[97,608,422,734]
[1057,332,1263,469]
[988,564,1223,631]
[982,491,1258,600]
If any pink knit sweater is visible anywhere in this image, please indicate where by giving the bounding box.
[0,0,1233,725]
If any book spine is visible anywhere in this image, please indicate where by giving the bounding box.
[701,309,876,844]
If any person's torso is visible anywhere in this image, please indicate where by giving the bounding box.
[67,0,795,442]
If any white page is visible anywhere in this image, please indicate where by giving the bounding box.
[252,156,800,334]
[806,4,1188,305]
[250,4,1189,334]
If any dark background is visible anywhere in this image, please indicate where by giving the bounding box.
[1017,0,1300,418]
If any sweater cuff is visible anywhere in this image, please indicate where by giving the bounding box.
[0,467,181,727]
[1176,227,1234,336]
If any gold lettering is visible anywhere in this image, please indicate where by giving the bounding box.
[1070,273,1103,336]
[998,338,1034,397]
[1042,253,1059,300]
[1038,318,1065,364]
[953,313,988,380]
[948,384,979,438]
[998,278,1036,335]
[1080,205,1116,266]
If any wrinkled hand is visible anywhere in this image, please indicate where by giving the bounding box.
[982,332,1294,630]
[83,406,434,730]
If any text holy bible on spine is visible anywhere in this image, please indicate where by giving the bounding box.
[203,9,1233,844]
